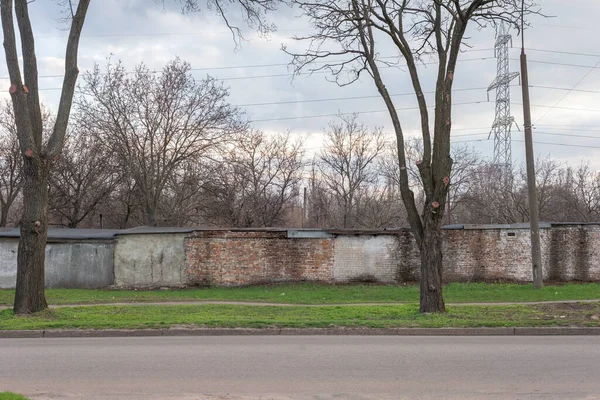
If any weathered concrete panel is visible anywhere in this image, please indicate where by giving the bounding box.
[0,239,114,289]
[45,243,114,288]
[114,233,186,287]
[0,239,18,288]
[333,235,403,283]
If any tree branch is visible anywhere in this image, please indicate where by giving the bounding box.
[46,0,90,158]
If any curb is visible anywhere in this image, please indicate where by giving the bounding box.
[2,299,599,310]
[1,327,600,338]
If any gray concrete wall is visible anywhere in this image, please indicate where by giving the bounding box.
[114,233,187,287]
[0,238,18,288]
[0,238,114,289]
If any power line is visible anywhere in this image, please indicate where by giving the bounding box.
[0,53,498,82]
[15,57,600,91]
[451,131,600,140]
[534,24,600,33]
[249,101,488,123]
[525,48,600,58]
[453,138,600,149]
[236,86,497,107]
[512,103,600,114]
[534,58,600,124]
[250,102,600,123]
[509,58,600,70]
[531,85,600,94]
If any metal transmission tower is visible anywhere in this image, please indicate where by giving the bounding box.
[488,23,519,182]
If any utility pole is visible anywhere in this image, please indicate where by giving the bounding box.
[302,187,307,228]
[520,2,543,288]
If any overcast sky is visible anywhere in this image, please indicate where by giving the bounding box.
[2,0,600,169]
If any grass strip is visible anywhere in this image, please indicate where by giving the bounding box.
[1,283,600,306]
[1,302,599,330]
[0,393,31,400]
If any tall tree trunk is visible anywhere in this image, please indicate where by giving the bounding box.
[419,216,445,313]
[13,155,48,314]
[0,202,8,227]
[146,203,157,227]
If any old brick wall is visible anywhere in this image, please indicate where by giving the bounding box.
[333,233,419,283]
[546,225,600,282]
[178,224,600,287]
[442,228,536,282]
[184,230,334,286]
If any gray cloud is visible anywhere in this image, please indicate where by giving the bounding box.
[1,0,599,166]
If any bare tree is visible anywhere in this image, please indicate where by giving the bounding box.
[317,114,386,228]
[203,130,305,227]
[570,164,600,222]
[98,172,145,229]
[77,58,246,226]
[159,161,206,226]
[387,138,482,225]
[169,0,284,44]
[287,0,539,312]
[1,0,90,314]
[0,101,22,227]
[48,129,120,228]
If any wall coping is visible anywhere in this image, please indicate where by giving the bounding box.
[1,222,599,242]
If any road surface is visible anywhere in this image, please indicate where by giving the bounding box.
[1,336,599,399]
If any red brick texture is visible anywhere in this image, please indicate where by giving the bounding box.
[182,225,600,287]
[184,230,334,286]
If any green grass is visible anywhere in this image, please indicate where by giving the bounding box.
[1,283,600,306]
[0,393,31,400]
[1,302,599,330]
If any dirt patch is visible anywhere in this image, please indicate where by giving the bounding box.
[533,302,600,325]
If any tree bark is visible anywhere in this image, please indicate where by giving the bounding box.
[13,154,48,314]
[0,202,8,227]
[419,216,445,313]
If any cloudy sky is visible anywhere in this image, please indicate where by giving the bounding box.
[2,0,600,168]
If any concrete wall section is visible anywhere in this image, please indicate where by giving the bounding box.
[0,239,114,289]
[114,233,187,287]
[45,242,114,288]
[0,239,18,288]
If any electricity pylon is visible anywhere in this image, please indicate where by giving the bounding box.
[488,23,519,186]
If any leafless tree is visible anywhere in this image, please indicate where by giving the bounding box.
[158,161,206,226]
[170,0,282,37]
[48,129,120,228]
[0,101,22,227]
[202,130,305,227]
[1,0,90,314]
[316,114,386,228]
[387,138,483,225]
[77,58,246,226]
[286,0,540,312]
[570,164,600,222]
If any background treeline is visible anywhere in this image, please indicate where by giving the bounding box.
[1,59,598,229]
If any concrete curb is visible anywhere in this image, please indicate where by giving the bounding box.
[1,299,600,310]
[1,327,600,338]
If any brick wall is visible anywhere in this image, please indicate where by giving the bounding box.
[545,225,600,281]
[184,230,334,286]
[443,228,535,282]
[181,224,600,287]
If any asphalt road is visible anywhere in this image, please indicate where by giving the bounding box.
[1,336,599,400]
